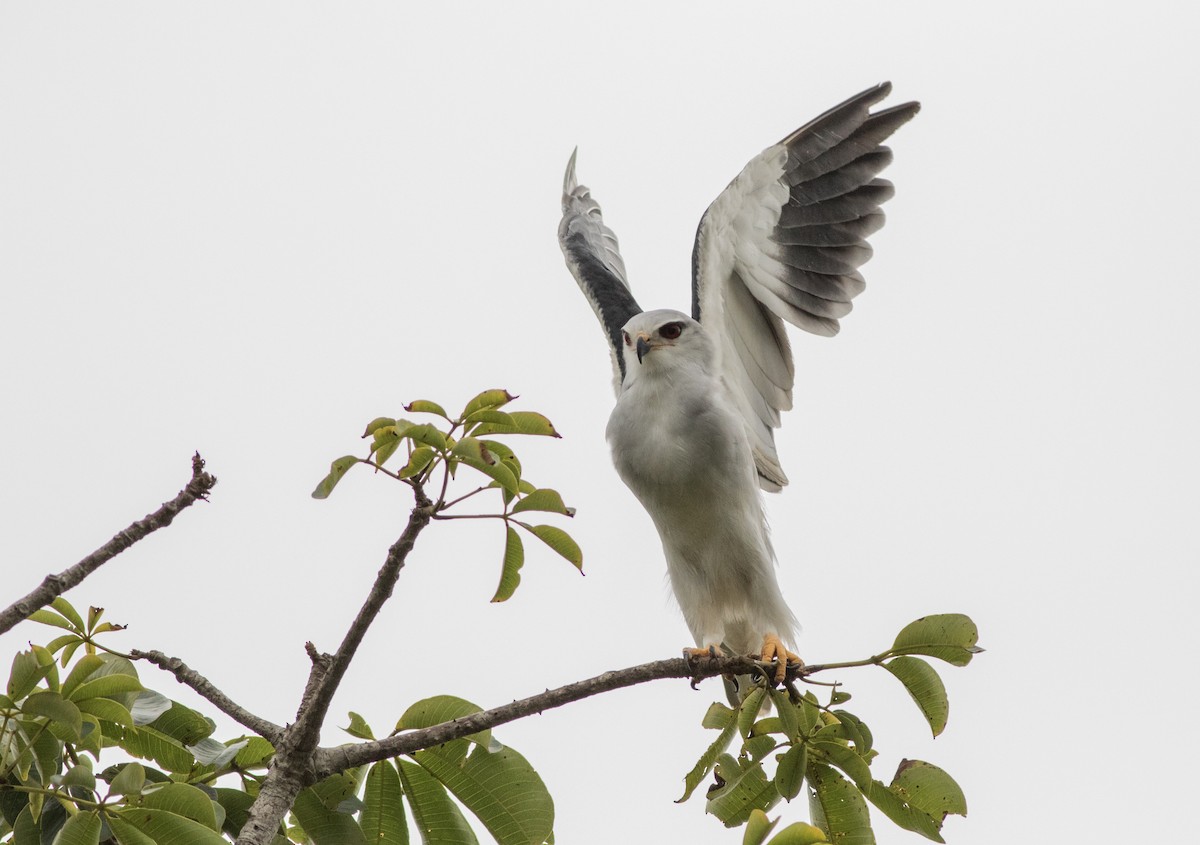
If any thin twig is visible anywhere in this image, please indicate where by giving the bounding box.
[130,649,284,742]
[440,485,488,510]
[0,454,217,636]
[430,512,506,521]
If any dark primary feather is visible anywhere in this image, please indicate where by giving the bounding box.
[688,82,919,490]
[559,152,642,384]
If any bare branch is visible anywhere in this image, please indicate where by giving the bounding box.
[0,453,217,636]
[235,484,434,845]
[313,652,792,776]
[130,649,284,742]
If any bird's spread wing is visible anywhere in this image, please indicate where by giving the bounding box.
[692,82,919,490]
[559,150,643,394]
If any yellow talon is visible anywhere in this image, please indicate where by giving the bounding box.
[760,634,802,683]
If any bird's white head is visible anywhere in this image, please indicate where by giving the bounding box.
[619,309,715,387]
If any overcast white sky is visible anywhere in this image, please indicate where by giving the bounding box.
[2,3,1197,843]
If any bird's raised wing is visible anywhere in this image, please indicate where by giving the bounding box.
[559,150,643,394]
[692,82,919,490]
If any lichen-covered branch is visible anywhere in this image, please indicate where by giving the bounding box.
[131,648,284,742]
[0,453,217,636]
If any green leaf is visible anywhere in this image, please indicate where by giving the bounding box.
[510,489,575,517]
[770,689,800,742]
[743,809,779,845]
[8,650,52,699]
[27,723,63,783]
[399,446,437,479]
[233,736,275,769]
[86,606,104,632]
[891,614,981,667]
[798,693,822,735]
[118,725,194,773]
[891,759,967,823]
[412,742,553,845]
[452,438,518,494]
[702,702,735,730]
[814,743,871,792]
[460,389,515,419]
[372,432,405,467]
[292,786,368,845]
[108,762,146,796]
[26,609,74,631]
[884,656,949,737]
[66,673,143,703]
[146,701,216,745]
[774,744,807,801]
[61,761,96,791]
[48,810,101,845]
[807,764,874,845]
[833,710,873,756]
[50,598,85,629]
[11,806,37,845]
[490,527,525,603]
[60,655,106,700]
[363,416,398,437]
[407,423,449,452]
[767,821,830,844]
[463,409,515,428]
[678,708,740,802]
[362,761,409,845]
[213,788,256,840]
[396,696,490,748]
[706,753,779,827]
[22,691,82,740]
[396,759,479,845]
[862,780,944,842]
[104,813,158,845]
[737,688,767,738]
[516,523,582,570]
[141,783,220,831]
[113,808,228,845]
[343,711,375,740]
[312,455,360,499]
[406,400,449,419]
[470,411,561,438]
[91,621,126,635]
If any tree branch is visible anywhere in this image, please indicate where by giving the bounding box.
[235,484,434,845]
[0,453,217,636]
[313,652,793,776]
[129,649,284,742]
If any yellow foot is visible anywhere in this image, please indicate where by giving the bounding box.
[760,634,802,683]
[683,644,724,660]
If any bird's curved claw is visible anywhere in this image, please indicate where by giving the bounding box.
[760,634,803,684]
[684,644,724,689]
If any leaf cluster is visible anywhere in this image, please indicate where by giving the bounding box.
[681,615,981,845]
[1,600,555,845]
[312,389,582,602]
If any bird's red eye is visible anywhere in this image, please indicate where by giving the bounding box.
[659,322,684,340]
[622,331,631,345]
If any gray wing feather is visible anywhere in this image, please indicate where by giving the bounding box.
[558,150,642,393]
[692,82,919,490]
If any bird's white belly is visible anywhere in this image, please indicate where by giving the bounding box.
[606,378,795,653]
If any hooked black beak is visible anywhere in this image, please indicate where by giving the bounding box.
[636,336,652,363]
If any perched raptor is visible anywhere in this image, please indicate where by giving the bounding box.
[558,83,919,681]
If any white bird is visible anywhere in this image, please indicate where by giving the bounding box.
[558,83,919,682]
